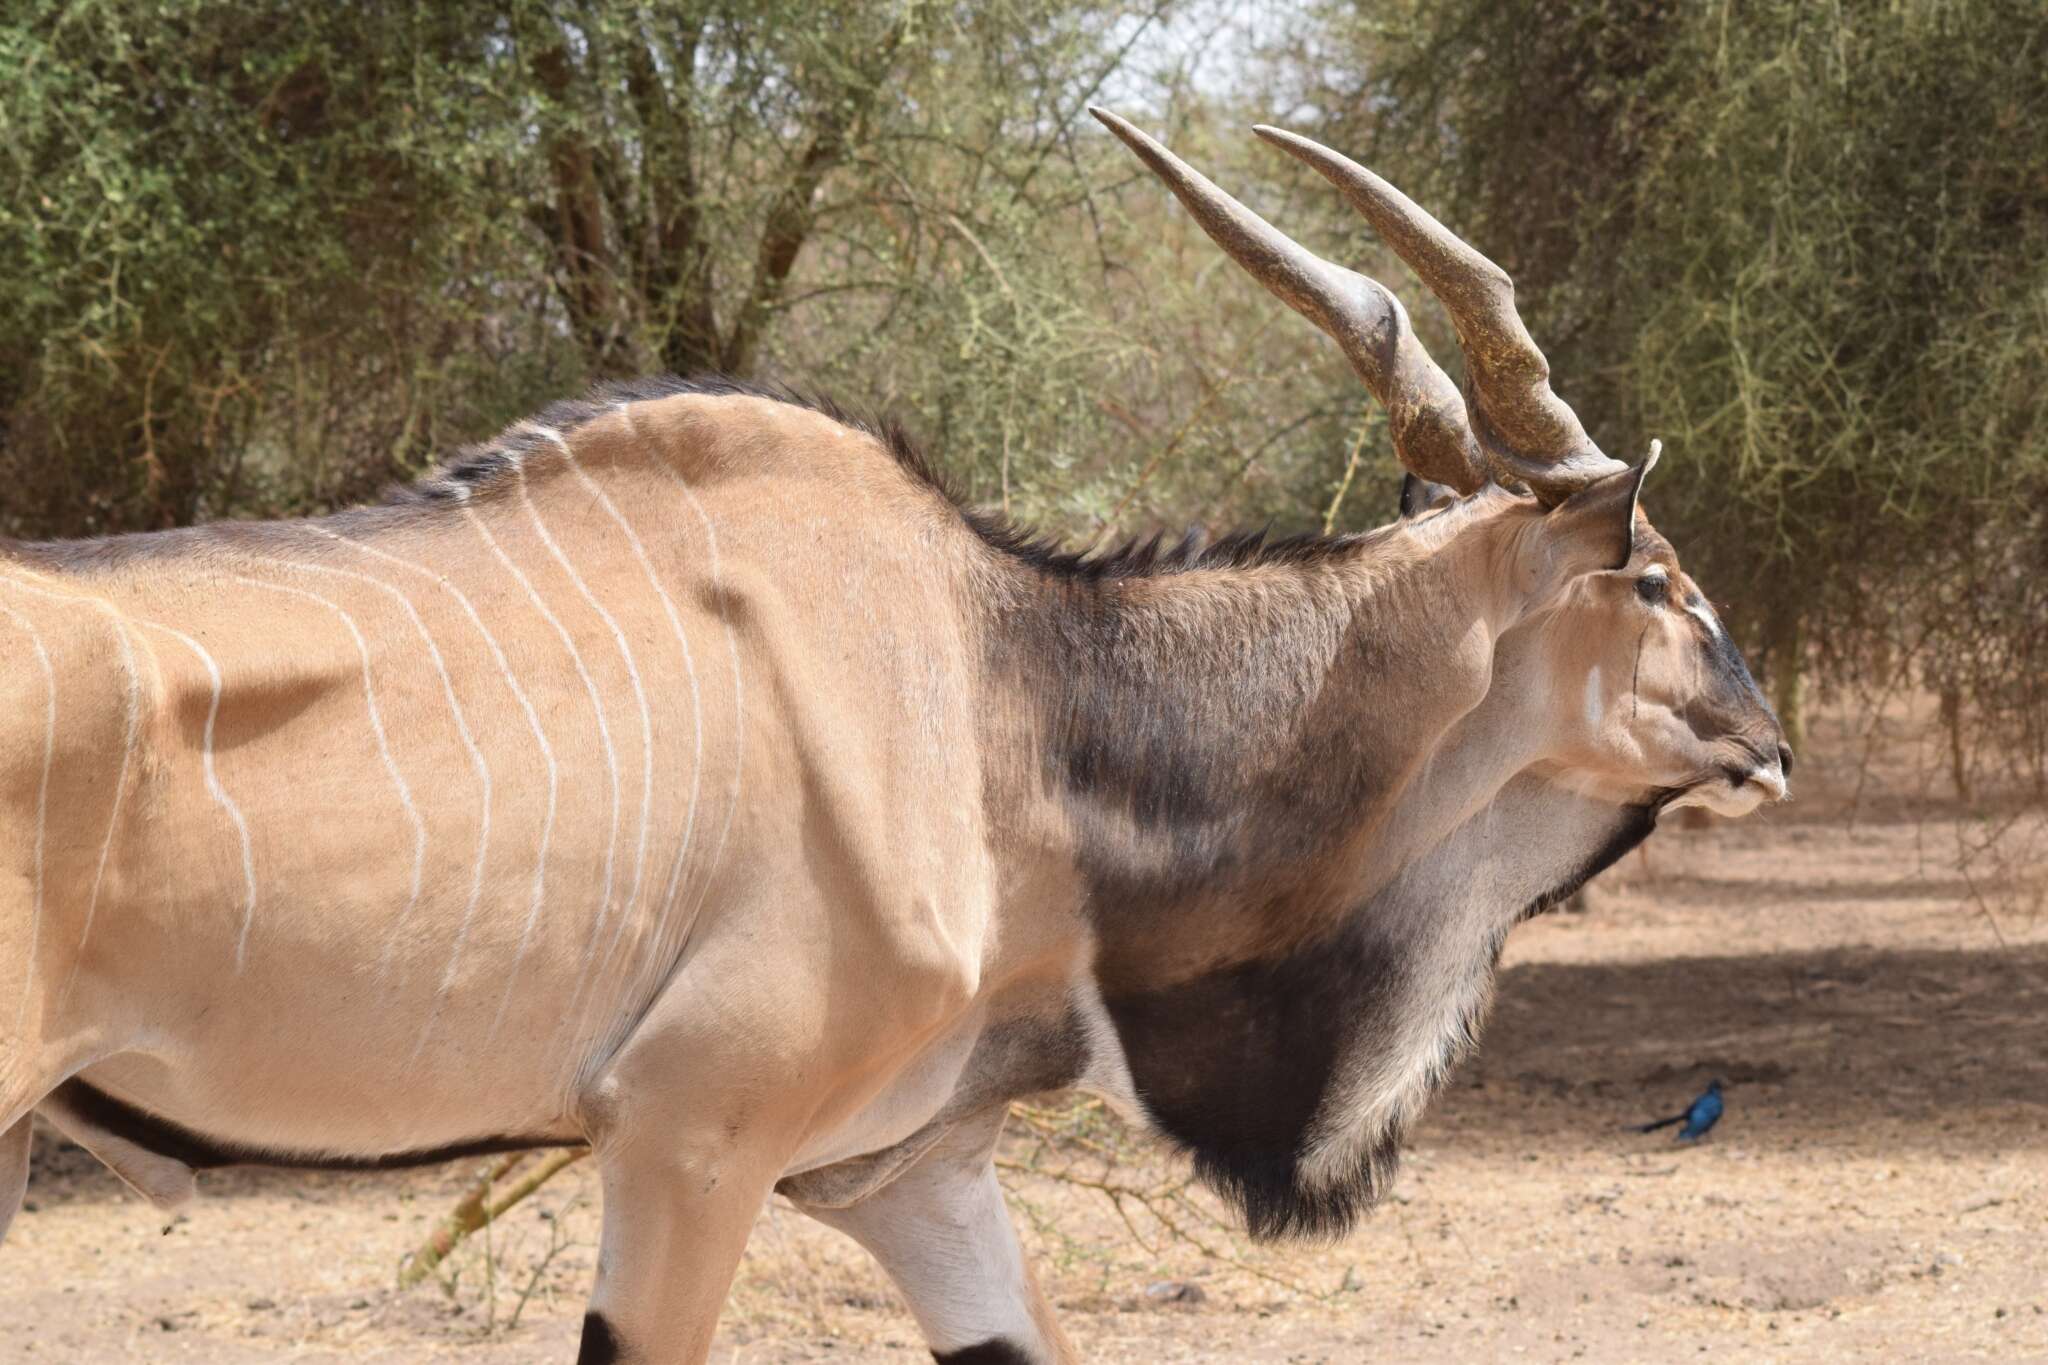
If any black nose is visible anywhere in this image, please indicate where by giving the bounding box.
[1776,742,1794,777]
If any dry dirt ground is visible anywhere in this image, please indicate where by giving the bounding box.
[3,701,2044,1363]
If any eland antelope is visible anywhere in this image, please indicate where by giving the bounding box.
[0,110,1788,1364]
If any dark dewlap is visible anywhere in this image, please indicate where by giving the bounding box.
[1104,915,1409,1243]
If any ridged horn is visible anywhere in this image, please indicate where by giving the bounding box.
[1251,124,1628,504]
[1089,106,1489,496]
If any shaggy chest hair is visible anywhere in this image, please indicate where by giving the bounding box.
[1093,783,1654,1241]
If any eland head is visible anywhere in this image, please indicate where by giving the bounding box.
[1091,107,1789,827]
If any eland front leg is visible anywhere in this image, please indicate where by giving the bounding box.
[578,1133,790,1365]
[795,1110,1077,1365]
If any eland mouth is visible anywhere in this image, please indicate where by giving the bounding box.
[1667,742,1792,818]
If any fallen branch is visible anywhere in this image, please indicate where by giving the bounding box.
[399,1146,591,1290]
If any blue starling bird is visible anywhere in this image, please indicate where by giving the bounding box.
[1631,1079,1724,1141]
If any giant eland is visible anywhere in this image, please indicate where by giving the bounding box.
[0,110,1788,1363]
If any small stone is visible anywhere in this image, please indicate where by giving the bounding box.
[246,1298,276,1312]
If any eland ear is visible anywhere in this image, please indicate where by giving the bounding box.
[1543,441,1660,574]
[1398,473,1459,519]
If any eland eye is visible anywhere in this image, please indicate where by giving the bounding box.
[1635,574,1667,606]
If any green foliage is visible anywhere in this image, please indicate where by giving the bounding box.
[4,1,2041,775]
[0,0,1259,535]
[1300,0,2048,770]
[0,2,571,532]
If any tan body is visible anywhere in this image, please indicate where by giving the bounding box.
[1,394,1060,1357]
[3,113,1791,1365]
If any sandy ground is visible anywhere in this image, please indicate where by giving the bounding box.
[3,700,2044,1363]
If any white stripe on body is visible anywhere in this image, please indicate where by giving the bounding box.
[131,622,260,970]
[509,447,656,1022]
[567,441,753,1091]
[0,576,142,1014]
[246,553,492,993]
[463,504,622,1034]
[305,526,562,1041]
[63,608,139,1009]
[226,575,429,978]
[0,603,55,1040]
[538,425,705,1053]
[652,454,746,916]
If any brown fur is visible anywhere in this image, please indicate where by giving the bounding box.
[0,116,1791,1361]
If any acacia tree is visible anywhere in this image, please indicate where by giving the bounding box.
[0,0,1218,535]
[1288,0,2048,765]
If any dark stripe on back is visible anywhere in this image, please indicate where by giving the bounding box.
[398,372,1364,580]
[50,1079,576,1172]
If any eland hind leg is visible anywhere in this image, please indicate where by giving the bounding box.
[0,1118,28,1244]
[37,1081,197,1223]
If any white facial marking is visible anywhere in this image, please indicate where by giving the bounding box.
[0,603,55,1037]
[1686,597,1723,640]
[133,622,259,970]
[1582,663,1603,732]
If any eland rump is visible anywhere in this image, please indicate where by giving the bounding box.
[0,110,1787,1363]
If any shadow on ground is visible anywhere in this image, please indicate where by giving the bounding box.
[27,942,2047,1216]
[1441,942,2048,1155]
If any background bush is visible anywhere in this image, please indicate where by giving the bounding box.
[3,0,2041,776]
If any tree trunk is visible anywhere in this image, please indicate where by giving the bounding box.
[1765,597,1805,753]
[1939,685,1970,804]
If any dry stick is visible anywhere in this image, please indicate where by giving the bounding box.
[401,1150,528,1291]
[1322,415,1372,534]
[506,1193,586,1332]
[998,1101,1325,1301]
[400,1147,591,1290]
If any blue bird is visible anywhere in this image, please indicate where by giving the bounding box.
[1631,1079,1724,1141]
